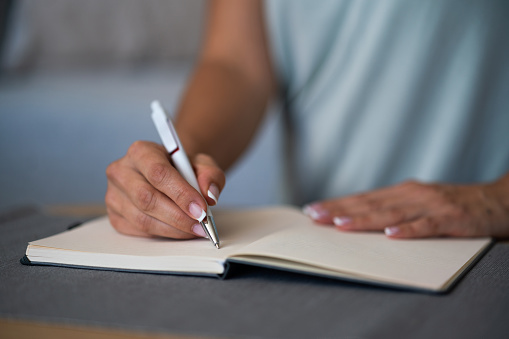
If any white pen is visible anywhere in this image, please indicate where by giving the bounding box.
[150,100,220,249]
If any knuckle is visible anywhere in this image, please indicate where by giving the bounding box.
[389,209,406,224]
[356,215,375,229]
[128,140,147,155]
[405,221,421,236]
[105,161,119,180]
[134,212,153,234]
[418,183,435,195]
[405,222,420,236]
[447,204,467,219]
[104,190,114,207]
[353,194,382,211]
[135,185,157,212]
[402,179,421,190]
[193,153,208,163]
[170,184,188,206]
[434,191,457,209]
[194,153,217,167]
[351,194,369,206]
[172,210,192,228]
[403,180,435,196]
[365,199,381,211]
[147,162,170,186]
[107,210,129,235]
[422,218,439,235]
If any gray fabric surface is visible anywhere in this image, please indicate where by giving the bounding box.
[1,209,509,339]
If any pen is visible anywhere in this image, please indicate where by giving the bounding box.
[150,100,220,249]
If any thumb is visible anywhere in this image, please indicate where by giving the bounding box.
[192,153,226,206]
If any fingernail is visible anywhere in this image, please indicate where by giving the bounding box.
[333,217,352,227]
[207,184,220,204]
[189,202,206,222]
[385,226,400,236]
[302,204,329,220]
[192,223,207,238]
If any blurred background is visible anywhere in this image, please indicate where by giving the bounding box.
[0,0,283,214]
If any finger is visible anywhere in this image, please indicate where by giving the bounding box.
[106,184,198,239]
[107,207,149,237]
[193,154,226,206]
[323,186,407,211]
[304,180,434,223]
[109,206,195,239]
[383,216,456,239]
[304,192,408,224]
[107,169,202,237]
[107,163,195,233]
[333,206,425,231]
[127,141,209,222]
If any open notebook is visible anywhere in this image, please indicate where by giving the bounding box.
[22,206,492,292]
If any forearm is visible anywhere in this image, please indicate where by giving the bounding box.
[107,0,271,239]
[173,0,274,171]
[175,59,272,171]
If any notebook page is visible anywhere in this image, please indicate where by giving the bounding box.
[29,207,295,260]
[230,211,491,290]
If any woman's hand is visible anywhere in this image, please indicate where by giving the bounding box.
[303,178,509,239]
[105,141,225,239]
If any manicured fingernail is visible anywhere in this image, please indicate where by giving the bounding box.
[385,226,400,236]
[192,223,207,238]
[333,217,352,227]
[303,204,329,220]
[207,184,219,204]
[189,202,206,222]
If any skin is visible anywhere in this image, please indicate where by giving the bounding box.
[304,177,509,239]
[105,0,509,240]
[105,0,275,238]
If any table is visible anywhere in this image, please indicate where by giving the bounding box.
[1,206,509,338]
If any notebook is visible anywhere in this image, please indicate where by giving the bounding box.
[22,206,492,292]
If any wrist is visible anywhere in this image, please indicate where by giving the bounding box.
[485,173,509,225]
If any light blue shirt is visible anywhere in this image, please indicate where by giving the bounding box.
[265,0,509,204]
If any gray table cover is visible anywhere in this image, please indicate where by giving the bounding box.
[1,207,508,339]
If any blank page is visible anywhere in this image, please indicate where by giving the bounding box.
[230,208,491,290]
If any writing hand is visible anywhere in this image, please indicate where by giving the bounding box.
[303,179,509,238]
[105,141,225,238]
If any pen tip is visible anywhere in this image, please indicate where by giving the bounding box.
[215,243,220,249]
